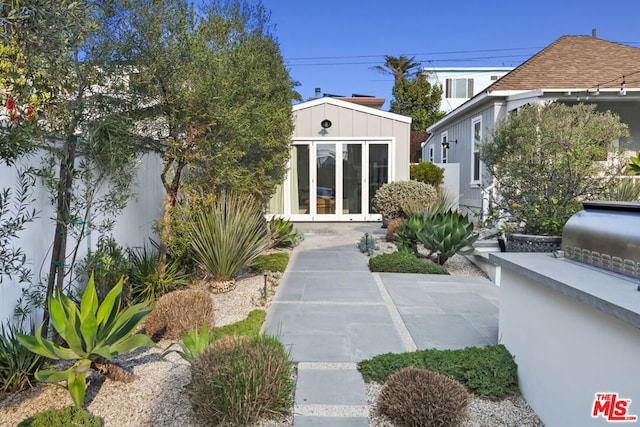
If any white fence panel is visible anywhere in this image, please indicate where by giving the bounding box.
[0,152,165,324]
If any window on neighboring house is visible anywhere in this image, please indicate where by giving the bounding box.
[445,78,474,98]
[428,146,434,163]
[471,117,482,183]
[441,132,448,164]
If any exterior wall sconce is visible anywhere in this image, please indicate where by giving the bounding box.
[321,119,332,129]
[441,139,457,149]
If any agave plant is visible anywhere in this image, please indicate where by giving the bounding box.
[395,215,427,255]
[418,211,479,265]
[17,275,155,408]
[268,217,303,248]
[628,151,640,175]
[162,323,214,364]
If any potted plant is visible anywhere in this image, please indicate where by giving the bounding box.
[480,102,629,252]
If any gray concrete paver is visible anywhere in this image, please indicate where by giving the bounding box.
[293,416,369,426]
[295,369,367,405]
[261,222,501,426]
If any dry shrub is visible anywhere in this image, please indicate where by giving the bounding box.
[386,218,403,242]
[189,334,294,426]
[143,288,213,341]
[378,367,470,427]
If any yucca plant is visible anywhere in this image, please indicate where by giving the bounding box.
[418,211,479,265]
[0,321,44,393]
[189,192,269,281]
[17,275,156,408]
[606,178,640,202]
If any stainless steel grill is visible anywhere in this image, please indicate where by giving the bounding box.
[562,201,640,279]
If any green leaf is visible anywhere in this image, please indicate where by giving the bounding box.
[60,297,86,356]
[67,360,91,408]
[17,328,60,359]
[79,311,98,351]
[18,325,77,360]
[102,304,151,346]
[90,345,113,360]
[35,332,77,360]
[35,367,70,383]
[108,333,156,355]
[96,277,124,333]
[80,274,99,320]
[49,289,72,338]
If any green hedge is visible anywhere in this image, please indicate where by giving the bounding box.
[358,344,519,400]
[369,252,449,274]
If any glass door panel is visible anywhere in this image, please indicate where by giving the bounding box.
[368,144,389,213]
[342,144,362,214]
[290,145,310,214]
[316,143,336,215]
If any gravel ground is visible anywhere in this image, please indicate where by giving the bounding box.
[0,273,292,427]
[366,382,544,427]
[0,240,543,426]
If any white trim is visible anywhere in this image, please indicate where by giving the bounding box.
[286,139,393,221]
[428,145,434,163]
[293,97,412,123]
[293,136,393,142]
[471,116,483,185]
[440,131,448,164]
[427,92,489,132]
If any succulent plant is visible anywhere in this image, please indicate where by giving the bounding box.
[17,275,155,408]
[395,215,426,255]
[418,211,479,265]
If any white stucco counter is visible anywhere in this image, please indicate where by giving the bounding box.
[489,252,640,427]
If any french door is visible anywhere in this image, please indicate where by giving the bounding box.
[287,140,390,221]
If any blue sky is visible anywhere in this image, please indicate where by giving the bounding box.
[267,0,640,107]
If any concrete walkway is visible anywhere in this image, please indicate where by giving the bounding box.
[263,223,499,426]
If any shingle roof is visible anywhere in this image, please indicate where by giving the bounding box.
[488,36,640,92]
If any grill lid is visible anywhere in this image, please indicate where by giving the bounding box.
[562,201,640,279]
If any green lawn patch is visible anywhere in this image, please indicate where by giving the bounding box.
[211,309,266,341]
[369,252,449,274]
[357,344,519,399]
[251,252,290,273]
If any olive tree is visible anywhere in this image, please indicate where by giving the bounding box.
[481,102,629,235]
[104,0,296,272]
[1,1,146,329]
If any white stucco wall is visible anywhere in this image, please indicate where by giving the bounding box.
[493,253,640,427]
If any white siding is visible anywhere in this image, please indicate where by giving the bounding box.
[425,67,512,113]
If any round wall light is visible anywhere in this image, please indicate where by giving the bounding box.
[321,119,332,129]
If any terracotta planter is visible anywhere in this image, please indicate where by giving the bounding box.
[505,233,562,253]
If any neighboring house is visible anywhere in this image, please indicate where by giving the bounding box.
[268,97,411,221]
[425,67,513,113]
[423,35,640,216]
[309,90,386,109]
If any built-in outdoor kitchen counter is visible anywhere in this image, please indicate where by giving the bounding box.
[488,201,640,427]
